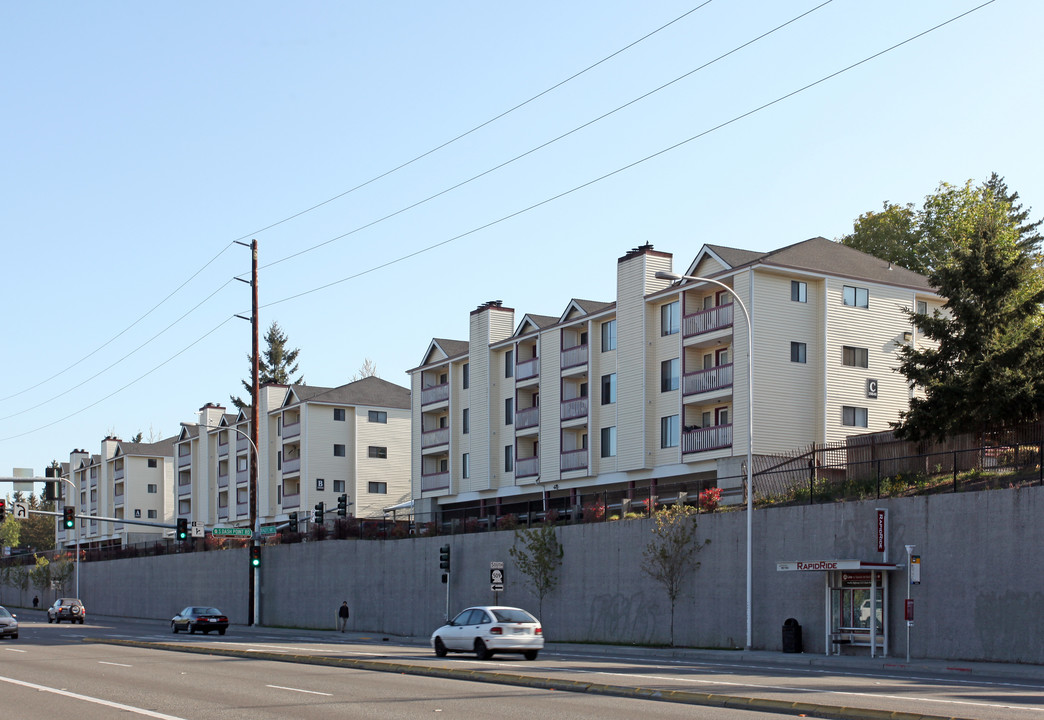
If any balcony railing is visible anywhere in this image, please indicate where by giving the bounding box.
[237,502,248,515]
[421,383,450,406]
[237,435,249,452]
[236,468,249,484]
[114,487,124,499]
[218,507,229,519]
[178,453,191,468]
[682,424,733,454]
[283,420,301,439]
[179,483,192,496]
[561,396,589,421]
[218,473,229,488]
[282,492,300,509]
[516,357,539,381]
[113,467,124,481]
[282,457,301,475]
[421,471,449,492]
[560,449,588,472]
[683,363,734,396]
[515,406,539,430]
[516,456,539,478]
[421,427,450,448]
[561,344,588,370]
[683,302,733,337]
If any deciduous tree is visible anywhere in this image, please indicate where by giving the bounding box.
[642,505,709,647]
[508,524,563,618]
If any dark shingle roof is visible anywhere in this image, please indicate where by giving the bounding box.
[572,299,614,315]
[120,435,177,457]
[432,338,470,360]
[288,376,410,410]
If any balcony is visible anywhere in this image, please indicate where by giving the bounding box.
[218,506,229,520]
[516,357,539,381]
[179,483,192,497]
[178,451,191,468]
[560,449,588,473]
[561,344,588,370]
[282,492,300,509]
[421,383,450,406]
[421,471,449,492]
[561,396,589,421]
[283,420,301,439]
[113,467,124,481]
[683,302,733,338]
[515,406,539,430]
[236,468,249,484]
[218,472,229,488]
[516,456,539,478]
[237,502,248,515]
[282,457,301,475]
[682,424,733,454]
[421,427,450,449]
[683,363,734,396]
[237,434,249,452]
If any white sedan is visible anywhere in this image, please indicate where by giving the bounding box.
[431,606,543,660]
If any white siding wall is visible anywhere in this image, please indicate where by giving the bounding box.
[590,314,618,475]
[303,405,347,511]
[355,407,411,516]
[539,327,562,481]
[651,295,682,467]
[468,311,492,493]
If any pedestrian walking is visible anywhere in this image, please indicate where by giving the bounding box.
[33,595,39,609]
[337,601,350,632]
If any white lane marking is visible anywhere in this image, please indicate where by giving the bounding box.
[585,669,1044,714]
[98,661,133,667]
[3,648,27,653]
[0,674,188,719]
[267,684,332,696]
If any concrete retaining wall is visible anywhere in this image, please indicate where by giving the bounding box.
[3,486,1041,664]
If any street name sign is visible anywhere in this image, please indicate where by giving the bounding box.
[212,527,251,537]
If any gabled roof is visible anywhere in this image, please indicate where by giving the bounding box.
[419,338,470,367]
[282,376,410,410]
[116,435,177,458]
[514,313,558,337]
[688,237,934,292]
[178,424,199,441]
[559,298,613,324]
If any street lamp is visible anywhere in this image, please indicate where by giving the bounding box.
[656,270,754,650]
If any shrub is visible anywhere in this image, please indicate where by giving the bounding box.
[699,487,722,512]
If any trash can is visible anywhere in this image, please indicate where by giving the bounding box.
[782,618,803,653]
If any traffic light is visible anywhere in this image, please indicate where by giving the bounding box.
[250,545,261,568]
[0,499,6,521]
[176,518,189,541]
[439,544,451,572]
[288,511,298,533]
[337,493,348,517]
[63,506,76,529]
[314,501,324,525]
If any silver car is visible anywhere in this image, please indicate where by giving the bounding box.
[0,606,17,639]
[431,606,543,660]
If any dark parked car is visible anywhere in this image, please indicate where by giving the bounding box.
[48,598,85,624]
[0,606,18,639]
[171,606,229,635]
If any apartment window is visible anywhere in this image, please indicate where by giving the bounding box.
[601,319,617,351]
[334,408,346,421]
[791,281,807,303]
[147,484,157,494]
[600,426,617,458]
[505,445,514,472]
[462,362,470,389]
[237,456,248,471]
[661,358,679,392]
[661,415,680,448]
[147,509,157,519]
[843,406,868,427]
[334,480,345,493]
[277,451,282,470]
[916,300,927,315]
[368,482,388,494]
[661,301,680,336]
[505,398,513,425]
[368,446,388,459]
[842,346,869,368]
[462,453,470,479]
[791,342,807,363]
[462,408,470,434]
[368,410,387,424]
[505,349,514,378]
[600,373,617,405]
[334,444,346,457]
[843,285,869,308]
[147,458,158,468]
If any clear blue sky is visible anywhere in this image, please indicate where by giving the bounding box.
[2,1,1040,492]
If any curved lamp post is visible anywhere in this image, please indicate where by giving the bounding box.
[656,270,754,650]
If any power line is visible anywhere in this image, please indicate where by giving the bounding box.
[252,0,836,274]
[229,1,719,246]
[259,1,996,310]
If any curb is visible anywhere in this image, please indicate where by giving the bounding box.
[84,637,980,720]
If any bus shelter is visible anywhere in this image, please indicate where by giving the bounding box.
[776,559,900,657]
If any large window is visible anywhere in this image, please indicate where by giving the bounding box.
[368,482,388,494]
[505,445,514,472]
[505,349,514,378]
[334,408,346,421]
[334,479,345,493]
[661,301,680,336]
[505,398,514,425]
[600,373,616,405]
[462,408,470,434]
[916,300,927,315]
[368,410,387,424]
[791,280,807,303]
[601,319,617,351]
[147,484,157,494]
[660,358,679,392]
[462,453,470,479]
[147,458,158,468]
[600,427,617,458]
[367,446,387,459]
[842,346,869,368]
[842,406,868,427]
[843,285,869,308]
[334,444,346,457]
[791,342,807,363]
[462,362,469,389]
[660,415,679,448]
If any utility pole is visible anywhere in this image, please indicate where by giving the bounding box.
[235,239,260,626]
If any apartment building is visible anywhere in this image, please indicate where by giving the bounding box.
[57,437,176,549]
[409,237,941,520]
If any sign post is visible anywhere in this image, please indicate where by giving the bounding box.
[490,561,505,604]
[905,544,916,662]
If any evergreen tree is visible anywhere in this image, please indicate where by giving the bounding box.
[894,195,1044,440]
[230,320,305,411]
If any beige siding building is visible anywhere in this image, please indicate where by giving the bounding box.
[409,238,940,523]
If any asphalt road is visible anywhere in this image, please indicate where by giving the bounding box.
[3,612,1043,720]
